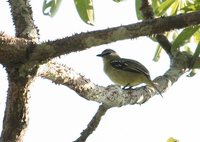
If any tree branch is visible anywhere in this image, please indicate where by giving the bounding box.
[0,33,34,64]
[140,0,154,19]
[140,0,172,57]
[38,51,193,107]
[155,34,172,57]
[8,0,39,41]
[74,104,110,142]
[23,10,200,63]
[37,51,194,142]
[0,65,37,142]
[1,11,200,65]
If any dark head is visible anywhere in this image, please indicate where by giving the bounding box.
[97,49,119,58]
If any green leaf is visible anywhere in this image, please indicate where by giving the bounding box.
[113,0,123,2]
[151,0,160,10]
[193,30,200,44]
[135,0,143,20]
[154,0,176,16]
[74,0,94,25]
[43,0,62,17]
[172,31,178,40]
[170,0,180,15]
[171,26,200,54]
[167,137,179,142]
[190,41,200,68]
[181,2,200,13]
[183,45,193,55]
[153,45,162,62]
[193,41,200,59]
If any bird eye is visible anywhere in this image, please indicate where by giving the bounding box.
[104,52,111,55]
[101,49,115,56]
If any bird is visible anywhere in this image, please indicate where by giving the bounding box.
[97,49,162,96]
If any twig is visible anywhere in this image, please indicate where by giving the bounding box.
[74,104,110,142]
[155,34,172,58]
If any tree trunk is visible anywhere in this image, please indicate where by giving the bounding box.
[0,66,35,142]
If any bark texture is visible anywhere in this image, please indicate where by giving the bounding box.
[0,65,37,142]
[0,0,39,141]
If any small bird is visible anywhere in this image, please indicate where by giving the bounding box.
[97,49,162,96]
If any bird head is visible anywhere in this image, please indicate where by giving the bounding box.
[97,49,119,59]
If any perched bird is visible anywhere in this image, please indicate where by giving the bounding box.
[97,49,162,96]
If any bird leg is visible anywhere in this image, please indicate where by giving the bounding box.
[122,83,133,90]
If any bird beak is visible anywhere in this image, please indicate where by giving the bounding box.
[96,53,103,57]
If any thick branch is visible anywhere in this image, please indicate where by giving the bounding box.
[38,62,161,106]
[74,104,109,142]
[0,66,37,142]
[38,51,193,107]
[1,11,200,65]
[29,11,200,62]
[8,0,39,41]
[0,33,34,64]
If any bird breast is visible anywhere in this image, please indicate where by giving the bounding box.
[103,61,146,86]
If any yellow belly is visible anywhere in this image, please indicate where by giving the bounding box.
[104,63,149,86]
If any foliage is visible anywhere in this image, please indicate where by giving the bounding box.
[134,0,200,72]
[43,0,95,25]
[151,0,200,64]
[167,137,179,142]
[171,26,200,55]
[43,0,62,17]
[42,0,200,69]
[74,0,94,25]
[42,0,125,25]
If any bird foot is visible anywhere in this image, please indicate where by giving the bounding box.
[122,86,135,90]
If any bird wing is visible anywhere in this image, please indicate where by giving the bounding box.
[110,58,150,77]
